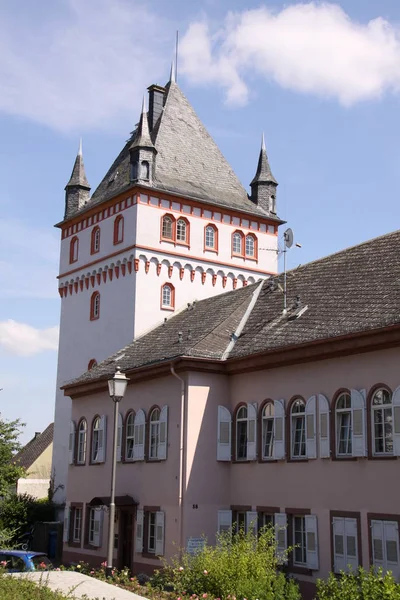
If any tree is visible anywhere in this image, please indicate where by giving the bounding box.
[0,418,25,497]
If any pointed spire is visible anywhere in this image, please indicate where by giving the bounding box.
[261,132,266,151]
[169,59,176,84]
[66,141,90,189]
[251,134,277,186]
[130,94,154,150]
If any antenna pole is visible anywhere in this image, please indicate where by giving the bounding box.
[283,247,287,314]
[175,30,179,82]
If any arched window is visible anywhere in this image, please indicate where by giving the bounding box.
[232,231,244,256]
[161,283,175,310]
[125,411,135,461]
[88,359,97,370]
[205,224,218,251]
[236,405,248,460]
[140,161,150,180]
[91,417,101,462]
[113,216,124,245]
[291,398,306,458]
[77,419,87,465]
[91,227,100,254]
[149,408,161,459]
[336,392,352,456]
[372,388,393,455]
[270,194,276,214]
[245,234,257,258]
[161,215,174,240]
[90,292,100,320]
[262,402,275,459]
[176,218,188,243]
[69,236,79,264]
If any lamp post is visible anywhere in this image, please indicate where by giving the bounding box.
[106,367,129,578]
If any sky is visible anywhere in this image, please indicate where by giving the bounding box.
[1,0,400,443]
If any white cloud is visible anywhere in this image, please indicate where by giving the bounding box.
[0,219,59,298]
[180,3,400,107]
[0,320,59,356]
[0,0,169,132]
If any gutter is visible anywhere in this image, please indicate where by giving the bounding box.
[170,363,186,559]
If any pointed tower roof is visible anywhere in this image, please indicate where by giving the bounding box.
[130,96,155,150]
[251,134,277,186]
[66,141,90,189]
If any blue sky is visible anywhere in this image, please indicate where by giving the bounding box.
[1,0,400,443]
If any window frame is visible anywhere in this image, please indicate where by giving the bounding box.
[76,419,87,465]
[204,223,218,252]
[113,216,124,246]
[334,389,353,458]
[370,386,394,457]
[148,407,161,460]
[69,236,79,264]
[124,410,135,462]
[289,397,307,460]
[160,214,175,242]
[176,217,190,246]
[232,230,245,257]
[72,506,83,543]
[160,283,175,311]
[235,404,248,461]
[261,401,275,460]
[245,233,258,260]
[330,510,362,574]
[91,415,101,464]
[367,513,400,578]
[90,292,100,321]
[90,227,100,255]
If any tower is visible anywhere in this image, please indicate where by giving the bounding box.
[250,133,278,215]
[51,69,283,506]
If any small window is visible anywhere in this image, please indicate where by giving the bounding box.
[270,195,276,214]
[236,406,248,460]
[69,236,79,263]
[245,234,257,258]
[113,216,124,245]
[177,218,188,243]
[336,392,352,456]
[73,507,82,543]
[161,283,174,310]
[205,224,217,251]
[372,388,393,455]
[88,359,97,370]
[91,417,101,462]
[125,412,135,461]
[77,420,87,465]
[232,232,244,255]
[91,227,100,254]
[161,215,174,240]
[141,161,150,180]
[291,398,306,458]
[90,292,100,321]
[262,402,274,459]
[149,408,161,459]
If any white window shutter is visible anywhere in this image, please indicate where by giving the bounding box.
[69,422,76,465]
[155,511,165,556]
[273,400,286,460]
[274,512,287,564]
[305,395,317,459]
[217,406,232,461]
[345,518,359,572]
[63,504,70,543]
[97,415,107,463]
[392,386,400,456]
[371,519,385,570]
[384,521,400,579]
[318,394,330,458]
[116,413,122,462]
[136,509,144,553]
[351,389,367,457]
[247,403,257,460]
[92,510,103,547]
[246,511,258,536]
[133,409,145,461]
[332,517,345,573]
[218,510,232,534]
[158,406,168,460]
[305,514,319,570]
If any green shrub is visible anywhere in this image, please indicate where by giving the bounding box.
[164,526,300,600]
[316,567,400,600]
[0,493,55,544]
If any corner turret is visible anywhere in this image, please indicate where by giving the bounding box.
[64,140,91,219]
[129,97,157,185]
[250,134,278,215]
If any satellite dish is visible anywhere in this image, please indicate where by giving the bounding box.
[284,228,294,248]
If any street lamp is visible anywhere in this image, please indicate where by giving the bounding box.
[106,367,129,578]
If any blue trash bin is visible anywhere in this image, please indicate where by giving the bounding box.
[48,530,57,559]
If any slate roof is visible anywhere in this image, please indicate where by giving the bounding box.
[66,151,90,190]
[65,229,400,388]
[74,81,281,221]
[13,423,54,471]
[251,143,278,186]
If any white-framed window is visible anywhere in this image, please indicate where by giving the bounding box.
[232,232,243,255]
[291,399,306,458]
[161,216,174,239]
[261,513,274,529]
[236,406,248,460]
[149,408,160,459]
[148,512,157,553]
[291,514,319,570]
[136,510,165,555]
[372,388,393,455]
[73,507,82,543]
[176,218,187,242]
[293,515,307,566]
[90,292,100,320]
[77,419,87,464]
[332,516,359,573]
[69,421,76,465]
[114,216,124,244]
[93,227,100,252]
[91,415,106,463]
[205,225,217,250]
[245,234,256,257]
[262,402,274,459]
[336,392,352,456]
[88,508,103,547]
[125,412,135,460]
[371,519,400,579]
[161,283,174,308]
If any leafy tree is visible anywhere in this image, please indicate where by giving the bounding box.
[0,418,25,497]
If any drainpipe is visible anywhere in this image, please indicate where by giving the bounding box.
[170,363,186,559]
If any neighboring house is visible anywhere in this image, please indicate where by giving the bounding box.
[51,68,281,507]
[13,424,54,499]
[61,229,400,600]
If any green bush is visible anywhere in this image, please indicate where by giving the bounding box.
[0,493,55,544]
[316,567,400,599]
[164,526,300,600]
[0,573,71,599]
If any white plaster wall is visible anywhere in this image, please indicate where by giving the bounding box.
[17,479,49,499]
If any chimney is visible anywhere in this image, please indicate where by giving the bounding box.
[34,432,41,439]
[147,84,166,131]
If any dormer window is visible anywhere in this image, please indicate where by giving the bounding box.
[140,161,150,180]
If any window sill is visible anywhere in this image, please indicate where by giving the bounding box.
[332,456,357,461]
[90,250,100,256]
[370,454,397,460]
[176,241,190,248]
[160,237,175,244]
[68,541,82,548]
[90,316,100,322]
[245,256,258,262]
[89,461,105,466]
[204,247,218,253]
[231,253,245,259]
[113,240,123,246]
[161,306,175,312]
[146,458,165,463]
[141,552,161,560]
[287,458,308,463]
[73,462,86,467]
[258,458,278,463]
[232,458,257,464]
[289,565,313,576]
